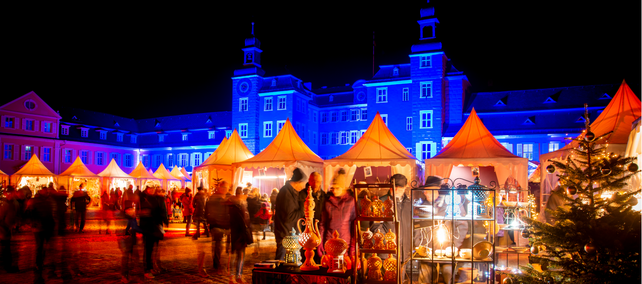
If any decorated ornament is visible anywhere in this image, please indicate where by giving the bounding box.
[503,277,514,284]
[383,197,394,217]
[366,253,383,281]
[360,195,372,217]
[566,185,577,195]
[282,228,302,266]
[297,188,321,271]
[382,254,397,281]
[546,164,556,174]
[320,230,352,273]
[543,276,554,284]
[628,163,639,172]
[384,229,397,250]
[521,228,530,239]
[530,245,539,255]
[600,166,612,175]
[370,195,384,217]
[584,242,596,254]
[362,228,374,249]
[373,229,385,250]
[584,131,595,141]
[628,196,638,206]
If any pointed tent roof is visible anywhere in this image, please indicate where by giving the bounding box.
[326,112,416,167]
[128,161,158,179]
[425,108,528,188]
[153,164,178,181]
[0,169,7,176]
[199,137,228,167]
[180,167,191,180]
[233,119,323,169]
[198,129,254,168]
[59,156,99,177]
[98,159,132,178]
[435,108,520,159]
[170,166,187,181]
[13,154,55,176]
[148,169,155,175]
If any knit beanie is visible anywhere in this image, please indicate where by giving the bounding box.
[424,176,442,189]
[290,167,307,182]
[331,168,347,187]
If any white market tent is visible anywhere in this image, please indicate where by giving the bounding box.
[128,161,160,190]
[425,108,529,188]
[232,119,323,194]
[58,156,101,196]
[170,165,190,188]
[153,163,181,191]
[97,158,134,192]
[193,130,253,190]
[12,154,57,192]
[324,112,418,190]
[539,80,641,212]
[180,167,192,181]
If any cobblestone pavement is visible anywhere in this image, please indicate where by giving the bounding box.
[2,218,277,284]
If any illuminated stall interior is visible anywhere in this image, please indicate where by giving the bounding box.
[153,163,180,191]
[0,169,9,188]
[98,158,134,193]
[170,165,190,189]
[13,154,57,194]
[128,161,160,190]
[58,156,101,200]
[232,119,323,195]
[194,130,253,191]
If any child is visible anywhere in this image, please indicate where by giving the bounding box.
[172,204,182,223]
[254,200,273,240]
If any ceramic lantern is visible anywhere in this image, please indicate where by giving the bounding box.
[384,229,397,250]
[383,254,397,281]
[373,229,385,250]
[370,195,384,217]
[320,230,352,273]
[366,253,383,281]
[362,228,374,249]
[383,196,394,217]
[282,227,302,266]
[297,187,321,271]
[360,195,372,217]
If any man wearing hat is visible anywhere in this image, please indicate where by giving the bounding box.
[273,168,308,260]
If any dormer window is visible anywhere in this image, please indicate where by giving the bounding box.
[599,93,611,100]
[271,78,277,87]
[329,95,334,102]
[392,67,399,76]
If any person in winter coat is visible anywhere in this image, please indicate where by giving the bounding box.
[269,188,278,233]
[228,192,253,283]
[0,186,18,273]
[253,195,272,240]
[71,184,91,233]
[101,190,113,234]
[139,186,168,279]
[273,168,308,260]
[180,188,194,236]
[318,169,356,258]
[52,185,68,236]
[205,181,231,274]
[192,186,209,239]
[25,189,55,283]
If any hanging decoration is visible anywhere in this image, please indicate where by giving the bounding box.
[546,164,556,174]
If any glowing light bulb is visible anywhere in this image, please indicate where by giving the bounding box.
[436,226,447,245]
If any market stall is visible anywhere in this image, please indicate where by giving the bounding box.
[98,158,134,193]
[153,163,181,191]
[324,112,418,191]
[193,130,253,191]
[625,117,641,210]
[58,156,101,201]
[170,165,190,188]
[425,108,529,189]
[232,119,323,195]
[11,154,57,193]
[539,80,641,214]
[0,169,8,188]
[128,161,160,190]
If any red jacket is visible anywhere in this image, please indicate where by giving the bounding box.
[318,193,356,256]
[180,193,194,216]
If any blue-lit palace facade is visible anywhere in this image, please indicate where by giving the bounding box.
[0,5,616,177]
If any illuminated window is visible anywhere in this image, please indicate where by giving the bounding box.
[208,131,215,139]
[239,123,248,138]
[182,134,188,141]
[420,110,433,129]
[64,149,73,163]
[549,142,560,152]
[167,154,174,167]
[81,128,88,138]
[43,147,51,162]
[225,130,232,138]
[24,146,32,160]
[99,131,107,140]
[61,126,69,135]
[376,88,388,103]
[80,150,89,164]
[420,55,431,68]
[331,132,339,145]
[24,119,34,131]
[403,88,409,101]
[239,97,248,112]
[116,133,123,142]
[179,154,188,167]
[350,131,358,144]
[341,110,348,122]
[501,142,513,153]
[264,97,273,111]
[420,82,432,98]
[263,121,273,137]
[3,144,13,160]
[193,153,202,166]
[321,112,328,123]
[381,114,388,126]
[406,117,412,131]
[361,109,367,120]
[418,142,436,160]
[277,96,287,110]
[351,109,360,121]
[331,112,337,122]
[340,132,348,145]
[43,122,52,133]
[4,117,15,128]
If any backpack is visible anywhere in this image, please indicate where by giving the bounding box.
[207,195,230,229]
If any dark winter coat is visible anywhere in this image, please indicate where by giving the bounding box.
[228,198,253,251]
[139,191,168,235]
[273,182,304,241]
[318,192,356,256]
[270,191,278,210]
[206,193,230,229]
[247,195,261,224]
[0,196,17,240]
[25,193,55,236]
[71,191,91,212]
[192,191,207,219]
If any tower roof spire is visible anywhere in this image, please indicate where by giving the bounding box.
[251,22,254,35]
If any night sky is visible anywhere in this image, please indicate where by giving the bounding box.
[5,1,640,119]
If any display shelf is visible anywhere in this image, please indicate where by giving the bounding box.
[413,256,494,262]
[412,216,494,221]
[355,216,394,222]
[359,249,397,254]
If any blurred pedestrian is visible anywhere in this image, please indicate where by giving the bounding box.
[0,186,18,273]
[52,185,68,236]
[119,207,142,283]
[139,186,166,279]
[228,190,253,284]
[206,181,231,275]
[254,194,272,240]
[153,188,169,273]
[180,188,194,236]
[269,188,278,233]
[192,186,209,239]
[100,190,112,234]
[25,189,55,283]
[71,184,91,233]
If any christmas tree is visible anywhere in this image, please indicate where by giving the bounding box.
[511,107,641,284]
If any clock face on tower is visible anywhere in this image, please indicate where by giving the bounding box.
[237,79,251,94]
[357,91,366,102]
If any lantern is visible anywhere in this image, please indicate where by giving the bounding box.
[297,187,321,271]
[383,254,397,281]
[373,229,385,250]
[383,197,394,217]
[384,229,397,250]
[366,253,383,281]
[320,230,352,273]
[362,228,374,249]
[282,228,302,266]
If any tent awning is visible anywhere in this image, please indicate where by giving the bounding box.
[196,129,253,169]
[13,154,56,176]
[59,156,98,177]
[128,161,159,179]
[153,163,178,180]
[98,159,133,178]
